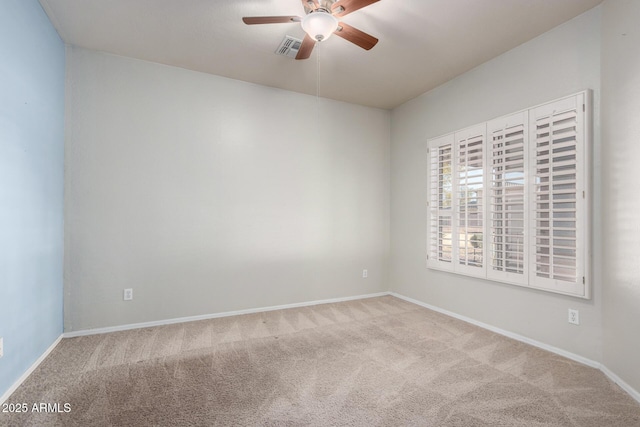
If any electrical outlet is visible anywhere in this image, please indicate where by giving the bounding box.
[123,288,133,301]
[568,309,579,325]
[0,337,3,358]
[362,269,368,278]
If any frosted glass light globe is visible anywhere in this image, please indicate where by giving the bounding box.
[301,11,339,42]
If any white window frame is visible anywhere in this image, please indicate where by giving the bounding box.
[426,91,591,299]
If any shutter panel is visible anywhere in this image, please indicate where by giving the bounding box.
[487,112,528,285]
[454,125,486,277]
[427,134,454,271]
[529,93,587,297]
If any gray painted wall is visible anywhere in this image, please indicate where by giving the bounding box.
[390,7,603,361]
[64,47,390,331]
[0,0,65,397]
[601,0,640,394]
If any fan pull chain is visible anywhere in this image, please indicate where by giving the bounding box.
[316,42,321,120]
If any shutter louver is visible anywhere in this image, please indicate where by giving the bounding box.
[491,126,524,274]
[534,111,578,281]
[487,113,527,285]
[455,126,485,275]
[428,136,454,269]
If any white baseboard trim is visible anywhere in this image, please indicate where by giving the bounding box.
[391,292,640,404]
[0,334,63,405]
[600,364,640,404]
[390,292,599,368]
[63,291,392,338]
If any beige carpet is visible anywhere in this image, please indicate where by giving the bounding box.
[2,296,639,426]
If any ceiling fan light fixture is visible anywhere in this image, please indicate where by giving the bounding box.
[301,10,339,42]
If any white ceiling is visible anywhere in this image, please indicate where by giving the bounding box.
[39,0,602,110]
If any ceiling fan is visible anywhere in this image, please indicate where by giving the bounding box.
[242,0,379,60]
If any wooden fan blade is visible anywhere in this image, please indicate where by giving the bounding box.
[334,22,378,50]
[332,0,379,17]
[242,16,301,25]
[296,34,316,60]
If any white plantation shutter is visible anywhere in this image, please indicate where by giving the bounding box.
[454,125,486,277]
[427,134,454,271]
[529,93,588,297]
[487,112,528,285]
[427,91,590,299]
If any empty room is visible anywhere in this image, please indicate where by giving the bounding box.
[1,0,640,425]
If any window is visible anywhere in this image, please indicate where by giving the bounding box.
[427,92,590,298]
